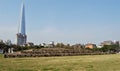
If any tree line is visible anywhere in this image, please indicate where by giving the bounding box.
[0,42,120,53]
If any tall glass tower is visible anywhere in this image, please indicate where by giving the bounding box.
[17,1,27,46]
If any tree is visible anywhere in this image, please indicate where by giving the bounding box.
[101,44,120,52]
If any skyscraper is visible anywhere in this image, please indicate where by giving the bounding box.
[16,1,27,46]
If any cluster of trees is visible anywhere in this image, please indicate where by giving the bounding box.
[55,43,120,53]
[94,44,120,53]
[0,42,120,53]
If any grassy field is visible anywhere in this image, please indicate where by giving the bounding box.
[0,54,120,71]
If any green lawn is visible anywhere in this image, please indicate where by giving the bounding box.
[0,54,3,58]
[0,54,120,71]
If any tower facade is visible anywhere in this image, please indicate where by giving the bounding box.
[17,2,27,46]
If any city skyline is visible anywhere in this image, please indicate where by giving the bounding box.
[0,0,120,45]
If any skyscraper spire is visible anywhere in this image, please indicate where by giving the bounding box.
[19,1,26,35]
[17,1,27,46]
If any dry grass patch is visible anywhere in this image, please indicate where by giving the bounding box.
[0,54,120,71]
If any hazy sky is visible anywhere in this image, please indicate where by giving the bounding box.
[0,0,120,45]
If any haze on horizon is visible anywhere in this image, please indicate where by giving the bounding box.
[0,0,120,45]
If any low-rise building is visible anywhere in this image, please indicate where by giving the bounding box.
[41,41,55,48]
[85,43,96,49]
[101,40,114,46]
[97,45,103,48]
[26,42,34,46]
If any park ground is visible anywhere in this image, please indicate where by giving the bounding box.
[0,54,120,71]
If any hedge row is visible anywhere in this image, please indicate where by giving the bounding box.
[4,48,116,58]
[4,53,112,58]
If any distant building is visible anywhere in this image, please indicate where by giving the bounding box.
[26,42,34,46]
[16,1,27,46]
[72,44,83,48]
[97,45,103,48]
[101,41,114,46]
[41,41,55,48]
[49,41,55,48]
[85,43,96,49]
